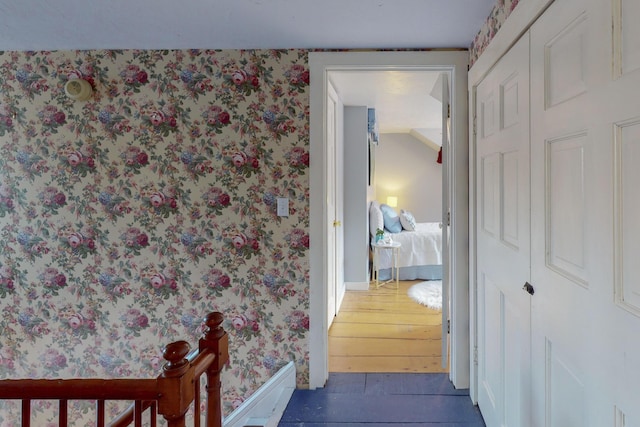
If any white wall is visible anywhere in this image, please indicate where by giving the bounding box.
[375,133,443,222]
[343,106,370,283]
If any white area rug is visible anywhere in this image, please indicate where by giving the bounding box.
[407,281,442,310]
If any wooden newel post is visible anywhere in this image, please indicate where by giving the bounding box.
[200,312,229,427]
[158,340,194,427]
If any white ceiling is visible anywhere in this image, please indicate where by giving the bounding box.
[0,0,495,144]
[0,0,494,51]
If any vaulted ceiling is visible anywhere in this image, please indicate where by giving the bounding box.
[329,69,445,148]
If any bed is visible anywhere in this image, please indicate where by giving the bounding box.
[369,201,443,281]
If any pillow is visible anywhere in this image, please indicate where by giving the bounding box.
[400,209,416,231]
[379,203,402,233]
[369,201,384,237]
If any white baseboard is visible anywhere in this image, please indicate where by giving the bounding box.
[345,281,370,291]
[336,283,346,312]
[223,361,296,427]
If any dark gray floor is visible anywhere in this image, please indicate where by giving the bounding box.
[279,373,486,426]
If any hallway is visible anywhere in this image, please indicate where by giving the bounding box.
[280,283,484,426]
[279,372,485,426]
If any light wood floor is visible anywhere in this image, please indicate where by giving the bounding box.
[328,280,447,373]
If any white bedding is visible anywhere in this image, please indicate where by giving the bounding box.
[373,222,442,270]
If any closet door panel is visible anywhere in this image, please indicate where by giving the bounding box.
[613,0,640,77]
[481,154,500,237]
[502,150,520,248]
[544,12,588,108]
[546,132,588,286]
[531,0,640,424]
[530,2,592,425]
[479,273,503,410]
[616,119,640,314]
[475,32,531,427]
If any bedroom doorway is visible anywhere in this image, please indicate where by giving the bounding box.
[327,68,448,374]
[308,51,470,389]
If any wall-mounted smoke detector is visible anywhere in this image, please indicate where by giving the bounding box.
[64,79,93,101]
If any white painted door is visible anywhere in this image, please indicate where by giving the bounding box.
[440,72,451,369]
[334,88,345,314]
[475,33,531,427]
[326,84,338,327]
[530,0,640,424]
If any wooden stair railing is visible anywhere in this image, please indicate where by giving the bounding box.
[0,311,229,427]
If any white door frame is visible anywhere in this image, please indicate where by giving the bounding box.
[467,0,556,403]
[309,50,469,389]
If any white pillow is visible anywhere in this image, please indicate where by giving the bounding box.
[369,201,384,236]
[400,209,416,231]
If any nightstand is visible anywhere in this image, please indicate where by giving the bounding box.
[372,241,401,289]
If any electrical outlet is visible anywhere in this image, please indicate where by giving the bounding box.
[276,198,289,217]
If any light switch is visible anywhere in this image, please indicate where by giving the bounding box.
[276,197,289,217]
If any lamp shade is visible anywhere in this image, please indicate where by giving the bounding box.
[386,196,398,207]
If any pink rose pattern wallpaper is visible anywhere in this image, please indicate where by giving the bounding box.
[0,48,310,423]
[469,0,521,67]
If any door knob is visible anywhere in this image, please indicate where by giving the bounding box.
[523,282,534,295]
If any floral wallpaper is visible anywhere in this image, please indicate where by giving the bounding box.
[0,48,310,423]
[469,0,522,67]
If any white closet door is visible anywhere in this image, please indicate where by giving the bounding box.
[530,0,640,424]
[475,33,531,427]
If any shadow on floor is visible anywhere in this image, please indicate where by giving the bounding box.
[279,373,486,426]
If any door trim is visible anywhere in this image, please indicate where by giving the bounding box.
[309,50,469,389]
